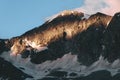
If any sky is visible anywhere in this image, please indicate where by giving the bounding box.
[0,0,120,39]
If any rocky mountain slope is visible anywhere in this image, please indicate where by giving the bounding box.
[0,10,120,80]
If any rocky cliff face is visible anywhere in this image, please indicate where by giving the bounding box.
[102,12,120,62]
[7,11,112,64]
[0,11,120,80]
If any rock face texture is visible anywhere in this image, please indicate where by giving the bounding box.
[0,11,120,80]
[7,11,112,65]
[102,12,120,62]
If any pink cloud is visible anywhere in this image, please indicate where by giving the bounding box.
[74,0,120,15]
[101,0,120,15]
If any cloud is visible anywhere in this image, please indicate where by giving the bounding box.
[74,0,120,15]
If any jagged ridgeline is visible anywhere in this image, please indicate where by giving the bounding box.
[1,11,112,65]
[0,10,120,80]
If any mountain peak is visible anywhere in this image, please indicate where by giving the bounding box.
[47,10,84,22]
[5,12,111,56]
[58,10,82,16]
[1,12,120,79]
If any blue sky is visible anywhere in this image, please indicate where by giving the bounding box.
[0,0,83,38]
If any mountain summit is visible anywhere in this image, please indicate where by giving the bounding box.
[0,11,120,80]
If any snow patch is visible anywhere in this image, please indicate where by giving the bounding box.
[82,14,90,19]
[24,39,48,52]
[1,51,120,79]
[107,20,111,26]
